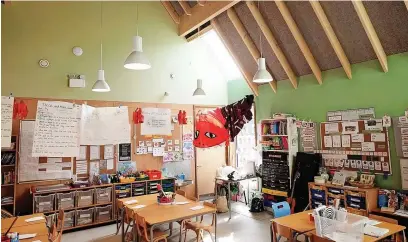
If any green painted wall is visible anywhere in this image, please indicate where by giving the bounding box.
[227,79,252,103]
[1,1,227,105]
[249,52,408,189]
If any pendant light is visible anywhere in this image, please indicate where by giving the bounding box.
[193,27,206,97]
[124,4,151,70]
[92,2,110,92]
[253,1,273,84]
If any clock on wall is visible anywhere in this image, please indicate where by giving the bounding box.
[38,59,49,68]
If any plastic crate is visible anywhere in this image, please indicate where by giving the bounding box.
[34,194,55,213]
[45,213,56,228]
[145,170,161,180]
[95,187,112,204]
[314,206,368,242]
[56,192,75,210]
[58,210,75,229]
[76,208,94,226]
[76,190,94,207]
[95,205,112,222]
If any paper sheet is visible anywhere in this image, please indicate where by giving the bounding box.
[77,146,87,160]
[153,147,164,157]
[362,142,375,151]
[90,161,99,176]
[400,159,408,189]
[80,105,131,145]
[141,108,172,135]
[132,205,146,209]
[76,160,88,175]
[371,133,385,142]
[32,101,81,157]
[325,123,339,134]
[1,96,14,148]
[332,135,341,148]
[107,159,114,170]
[341,135,350,147]
[104,145,114,159]
[47,158,63,163]
[90,145,100,160]
[25,216,45,222]
[364,119,383,131]
[351,134,364,143]
[99,160,107,170]
[124,200,138,205]
[19,121,40,182]
[190,206,204,211]
[342,121,359,134]
[175,201,190,205]
[324,136,333,148]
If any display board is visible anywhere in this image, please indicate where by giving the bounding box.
[326,107,375,122]
[393,116,408,158]
[299,121,318,153]
[319,120,391,174]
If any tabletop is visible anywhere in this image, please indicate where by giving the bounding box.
[1,222,48,236]
[119,194,216,225]
[2,214,45,229]
[271,210,315,233]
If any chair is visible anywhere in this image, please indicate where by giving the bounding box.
[182,201,216,242]
[124,206,136,242]
[49,223,63,242]
[1,209,13,218]
[310,233,333,242]
[135,213,168,242]
[56,210,65,233]
[186,195,199,202]
[176,190,186,197]
[116,200,132,236]
[271,221,294,242]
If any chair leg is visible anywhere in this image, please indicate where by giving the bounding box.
[179,225,183,242]
[184,229,188,242]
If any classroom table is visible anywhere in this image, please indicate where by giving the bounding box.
[271,210,406,242]
[214,176,256,219]
[119,194,217,242]
[1,213,48,240]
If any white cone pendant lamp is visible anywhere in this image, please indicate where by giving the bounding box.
[124,4,151,70]
[253,57,273,83]
[124,35,151,70]
[193,79,206,96]
[92,2,110,92]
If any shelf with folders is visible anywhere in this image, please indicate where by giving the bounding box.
[1,135,18,216]
[260,117,298,197]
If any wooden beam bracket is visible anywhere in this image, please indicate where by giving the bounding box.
[178,1,192,15]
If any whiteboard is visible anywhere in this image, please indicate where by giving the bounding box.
[141,108,172,135]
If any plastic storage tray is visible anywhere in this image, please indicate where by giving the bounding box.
[132,182,146,196]
[76,208,94,226]
[95,187,112,204]
[115,184,131,199]
[34,194,55,213]
[76,190,94,207]
[56,192,75,210]
[45,213,56,228]
[60,210,75,229]
[95,205,112,222]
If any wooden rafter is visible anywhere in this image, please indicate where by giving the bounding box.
[161,1,180,24]
[197,0,206,7]
[179,1,240,37]
[246,1,297,89]
[405,1,408,11]
[211,20,259,96]
[352,1,388,72]
[227,8,277,93]
[186,24,213,42]
[275,1,323,84]
[310,1,352,79]
[178,1,192,15]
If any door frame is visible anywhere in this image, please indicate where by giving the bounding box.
[193,105,226,198]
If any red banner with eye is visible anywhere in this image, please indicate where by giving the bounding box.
[193,95,254,148]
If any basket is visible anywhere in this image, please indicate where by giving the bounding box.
[314,206,368,242]
[145,170,161,180]
[59,210,75,229]
[56,192,75,210]
[119,177,136,183]
[76,208,94,226]
[76,190,94,207]
[95,187,112,204]
[95,205,112,222]
[34,194,55,213]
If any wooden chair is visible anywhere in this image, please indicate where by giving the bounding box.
[186,195,199,202]
[310,233,333,242]
[116,200,132,236]
[134,213,168,242]
[271,221,294,242]
[56,210,65,233]
[1,209,13,219]
[368,214,400,242]
[182,202,216,242]
[124,206,136,242]
[176,190,186,197]
[49,223,63,242]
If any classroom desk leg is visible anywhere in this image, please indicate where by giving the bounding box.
[121,209,125,242]
[150,224,156,242]
[228,182,231,220]
[169,222,173,236]
[215,213,218,242]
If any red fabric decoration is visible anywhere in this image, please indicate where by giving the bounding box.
[193,108,229,148]
[133,108,144,124]
[13,100,28,119]
[178,110,187,125]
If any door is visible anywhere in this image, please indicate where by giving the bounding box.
[194,106,227,196]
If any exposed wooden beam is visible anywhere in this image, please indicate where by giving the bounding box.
[211,20,259,96]
[405,1,408,11]
[179,1,240,37]
[227,8,277,93]
[275,1,323,84]
[178,1,192,16]
[197,0,206,7]
[186,24,212,42]
[161,1,180,24]
[246,1,297,89]
[310,1,352,79]
[352,1,388,72]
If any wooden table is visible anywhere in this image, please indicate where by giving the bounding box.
[119,194,217,242]
[271,210,406,242]
[1,213,48,240]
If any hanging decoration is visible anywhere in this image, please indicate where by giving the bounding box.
[193,95,254,148]
[133,108,144,124]
[178,110,187,125]
[13,100,28,119]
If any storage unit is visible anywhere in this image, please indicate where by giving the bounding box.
[1,135,18,215]
[76,207,94,226]
[308,182,378,216]
[260,117,298,197]
[56,192,75,210]
[60,210,75,229]
[76,189,94,207]
[95,187,112,204]
[34,194,55,213]
[95,205,112,222]
[161,179,175,193]
[147,180,160,194]
[131,182,146,196]
[115,184,131,199]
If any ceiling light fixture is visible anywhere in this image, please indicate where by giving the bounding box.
[92,2,110,92]
[124,4,151,70]
[253,1,273,84]
[193,27,206,97]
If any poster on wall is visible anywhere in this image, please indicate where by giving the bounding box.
[1,96,14,148]
[140,108,172,136]
[32,101,81,157]
[119,143,131,161]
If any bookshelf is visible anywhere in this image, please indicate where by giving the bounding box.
[1,135,17,215]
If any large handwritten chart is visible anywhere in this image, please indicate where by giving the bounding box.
[80,105,130,145]
[141,108,171,135]
[1,96,14,148]
[32,101,81,157]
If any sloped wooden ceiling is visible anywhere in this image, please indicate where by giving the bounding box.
[162,1,408,94]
